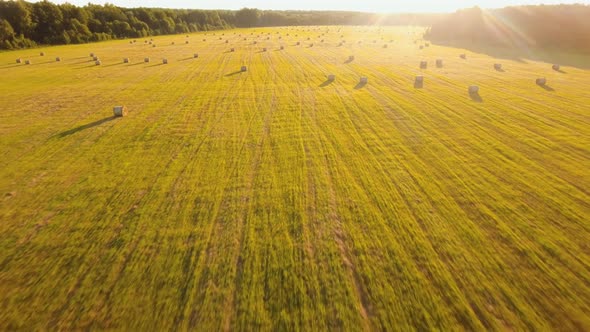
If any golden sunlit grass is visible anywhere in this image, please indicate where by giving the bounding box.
[0,26,589,330]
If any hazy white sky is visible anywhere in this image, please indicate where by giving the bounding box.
[45,0,588,12]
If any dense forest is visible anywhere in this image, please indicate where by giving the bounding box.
[424,5,590,53]
[0,0,440,49]
[2,1,590,52]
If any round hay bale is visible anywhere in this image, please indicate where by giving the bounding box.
[552,64,560,71]
[296,42,301,45]
[93,56,99,61]
[90,52,94,57]
[241,66,247,72]
[152,44,156,48]
[460,54,466,59]
[123,58,129,63]
[113,105,128,117]
[163,58,168,64]
[327,74,335,81]
[360,76,368,84]
[95,60,101,65]
[55,57,61,62]
[193,53,199,58]
[263,47,267,52]
[40,52,45,56]
[186,40,189,44]
[536,77,547,86]
[231,48,235,52]
[16,58,22,64]
[171,42,175,45]
[25,60,31,65]
[415,75,424,83]
[280,46,284,50]
[494,63,502,70]
[420,61,427,69]
[469,85,479,93]
[144,57,150,63]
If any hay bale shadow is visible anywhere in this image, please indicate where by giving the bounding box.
[57,116,117,138]
[414,81,423,89]
[179,57,193,61]
[103,62,123,68]
[344,59,353,64]
[537,84,555,91]
[494,67,505,72]
[553,68,567,73]
[225,71,242,76]
[469,92,483,102]
[354,82,367,90]
[319,79,334,87]
[146,63,165,67]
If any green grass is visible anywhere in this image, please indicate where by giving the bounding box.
[0,26,589,330]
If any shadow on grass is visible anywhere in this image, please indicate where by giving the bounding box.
[469,92,483,102]
[553,68,567,74]
[147,63,165,67]
[414,81,423,89]
[354,82,367,90]
[128,62,145,66]
[179,57,194,61]
[225,71,242,76]
[344,59,354,64]
[494,67,505,72]
[537,84,555,91]
[57,117,117,138]
[319,79,334,87]
[428,40,590,69]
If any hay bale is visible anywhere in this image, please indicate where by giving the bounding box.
[296,42,301,45]
[460,54,466,59]
[469,85,479,93]
[231,48,235,52]
[327,74,335,81]
[149,41,152,44]
[552,64,560,71]
[280,46,284,50]
[123,58,129,63]
[226,40,229,43]
[40,52,45,56]
[16,58,22,64]
[310,43,314,47]
[162,58,168,64]
[171,42,175,45]
[144,57,150,63]
[95,60,101,65]
[202,39,206,42]
[494,63,502,70]
[152,44,156,48]
[194,53,199,58]
[263,47,267,52]
[113,106,128,117]
[360,76,368,84]
[536,77,547,86]
[90,52,94,57]
[25,60,31,65]
[436,59,443,67]
[186,40,189,44]
[55,57,61,62]
[130,41,133,44]
[420,61,427,69]
[415,75,424,83]
[241,66,247,72]
[93,56,99,61]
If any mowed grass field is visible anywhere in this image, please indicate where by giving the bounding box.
[1,26,589,330]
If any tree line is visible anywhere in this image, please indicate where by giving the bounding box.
[0,0,441,50]
[424,5,590,53]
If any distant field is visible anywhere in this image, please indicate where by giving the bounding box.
[0,26,589,330]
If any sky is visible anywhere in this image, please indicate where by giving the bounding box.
[42,0,589,13]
